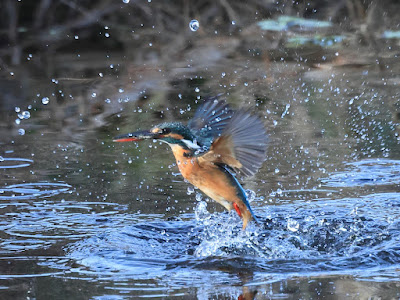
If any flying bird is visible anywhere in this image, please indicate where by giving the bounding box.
[114,97,268,229]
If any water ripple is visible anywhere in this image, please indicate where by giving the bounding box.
[0,157,33,169]
[321,159,400,187]
[0,182,72,200]
[66,191,400,285]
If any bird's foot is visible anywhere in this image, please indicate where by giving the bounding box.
[233,202,242,218]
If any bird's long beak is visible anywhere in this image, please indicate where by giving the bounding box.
[113,130,155,142]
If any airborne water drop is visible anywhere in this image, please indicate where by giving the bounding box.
[42,97,50,105]
[287,219,300,232]
[189,20,199,32]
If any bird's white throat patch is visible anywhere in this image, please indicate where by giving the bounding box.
[181,139,201,150]
[158,138,200,150]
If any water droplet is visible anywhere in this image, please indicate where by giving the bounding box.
[287,219,299,232]
[244,82,249,86]
[187,186,195,195]
[15,107,20,113]
[91,92,97,98]
[195,201,209,221]
[18,111,30,120]
[221,72,226,78]
[15,119,21,125]
[122,0,130,3]
[41,97,50,105]
[231,20,236,25]
[18,128,25,135]
[118,88,124,93]
[99,72,104,77]
[0,156,4,162]
[105,33,110,38]
[189,20,199,32]
[74,35,79,40]
[195,193,202,202]
[195,87,200,93]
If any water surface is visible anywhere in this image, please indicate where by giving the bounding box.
[1,27,400,299]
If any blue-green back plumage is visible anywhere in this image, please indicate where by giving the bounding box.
[154,97,267,176]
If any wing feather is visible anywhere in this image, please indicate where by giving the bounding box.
[198,109,268,177]
[229,110,268,176]
[188,96,234,149]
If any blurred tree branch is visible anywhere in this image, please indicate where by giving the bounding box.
[0,0,398,69]
[34,0,52,29]
[5,0,21,65]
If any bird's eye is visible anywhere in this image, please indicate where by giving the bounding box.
[161,128,171,134]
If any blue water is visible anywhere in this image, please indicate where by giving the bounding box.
[2,156,399,298]
[1,45,400,298]
[66,179,400,284]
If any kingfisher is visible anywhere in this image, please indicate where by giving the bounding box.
[114,97,268,229]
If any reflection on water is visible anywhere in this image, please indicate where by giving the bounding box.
[1,21,400,300]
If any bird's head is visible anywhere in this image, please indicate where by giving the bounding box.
[113,122,200,150]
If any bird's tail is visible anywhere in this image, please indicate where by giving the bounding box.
[219,165,259,229]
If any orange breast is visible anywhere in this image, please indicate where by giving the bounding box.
[169,145,197,179]
[169,145,239,211]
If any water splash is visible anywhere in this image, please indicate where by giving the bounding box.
[65,191,400,278]
[49,188,399,297]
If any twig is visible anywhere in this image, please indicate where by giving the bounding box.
[34,0,52,29]
[219,0,239,24]
[5,0,21,65]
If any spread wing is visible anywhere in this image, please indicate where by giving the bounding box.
[188,97,234,151]
[198,109,268,177]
